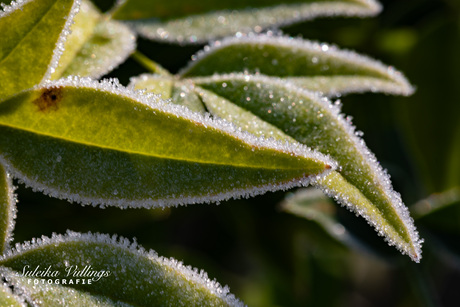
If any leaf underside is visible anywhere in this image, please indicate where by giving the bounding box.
[111,0,381,43]
[181,35,414,96]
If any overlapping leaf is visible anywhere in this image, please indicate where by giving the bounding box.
[181,35,414,96]
[182,74,422,261]
[0,0,80,100]
[0,77,334,208]
[0,232,245,306]
[110,0,381,44]
[52,0,136,79]
[0,163,15,254]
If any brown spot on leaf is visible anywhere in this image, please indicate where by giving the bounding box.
[33,87,63,112]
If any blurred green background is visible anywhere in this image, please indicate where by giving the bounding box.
[11,0,460,306]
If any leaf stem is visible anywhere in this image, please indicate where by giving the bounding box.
[131,51,171,76]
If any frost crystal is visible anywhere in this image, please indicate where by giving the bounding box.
[132,0,382,44]
[0,76,336,209]
[181,34,414,96]
[1,231,246,306]
[192,73,422,261]
[42,0,82,83]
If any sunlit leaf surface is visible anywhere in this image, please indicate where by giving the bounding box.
[192,74,422,261]
[0,77,334,208]
[0,0,80,100]
[52,0,136,79]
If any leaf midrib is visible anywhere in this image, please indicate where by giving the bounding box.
[0,122,316,171]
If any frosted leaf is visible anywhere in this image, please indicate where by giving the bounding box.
[0,231,246,306]
[194,73,422,261]
[52,0,136,79]
[0,76,335,209]
[0,275,26,307]
[195,86,296,141]
[1,267,131,307]
[128,74,174,99]
[0,163,17,254]
[0,0,80,100]
[182,34,414,96]
[112,0,381,44]
[129,74,206,113]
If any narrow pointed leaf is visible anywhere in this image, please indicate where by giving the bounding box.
[52,1,136,79]
[0,163,16,254]
[182,35,414,96]
[112,0,381,44]
[0,232,246,306]
[0,77,334,208]
[0,278,25,307]
[0,0,80,100]
[195,74,422,261]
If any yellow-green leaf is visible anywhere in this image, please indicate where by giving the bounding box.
[52,0,136,79]
[0,232,245,306]
[0,77,334,208]
[194,74,422,261]
[0,0,80,100]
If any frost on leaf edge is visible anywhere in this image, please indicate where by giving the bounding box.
[129,0,382,44]
[180,34,414,96]
[0,76,336,209]
[192,73,422,262]
[0,231,246,307]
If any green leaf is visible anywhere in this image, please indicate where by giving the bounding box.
[0,232,245,306]
[112,0,381,44]
[182,35,414,96]
[0,77,334,208]
[129,75,206,113]
[0,0,80,100]
[0,279,25,307]
[194,74,422,261]
[0,162,16,254]
[52,0,136,79]
[197,86,297,142]
[129,74,174,99]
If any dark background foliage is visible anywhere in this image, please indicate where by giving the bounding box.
[11,0,460,306]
